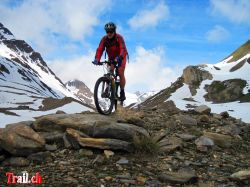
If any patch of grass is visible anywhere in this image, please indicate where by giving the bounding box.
[210,81,226,93]
[240,93,250,102]
[225,40,250,63]
[133,134,160,155]
[228,79,246,88]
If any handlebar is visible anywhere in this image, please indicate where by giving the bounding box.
[92,60,118,66]
[99,61,109,65]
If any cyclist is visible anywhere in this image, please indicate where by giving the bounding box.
[92,22,128,101]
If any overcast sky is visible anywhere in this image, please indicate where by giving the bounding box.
[1,0,250,92]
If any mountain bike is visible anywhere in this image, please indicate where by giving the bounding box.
[93,60,123,115]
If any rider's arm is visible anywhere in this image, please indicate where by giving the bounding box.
[117,34,127,60]
[95,36,106,61]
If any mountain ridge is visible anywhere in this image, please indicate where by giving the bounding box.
[0,22,92,126]
[226,40,250,63]
[139,40,250,122]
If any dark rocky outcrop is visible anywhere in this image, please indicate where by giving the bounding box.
[204,79,247,103]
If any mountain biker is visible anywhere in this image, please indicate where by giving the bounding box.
[92,22,128,101]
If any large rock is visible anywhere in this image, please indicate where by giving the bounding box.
[0,123,45,156]
[66,128,133,152]
[195,136,214,152]
[230,170,250,181]
[194,105,211,114]
[176,115,197,126]
[65,128,90,149]
[158,137,183,153]
[182,66,213,95]
[204,79,247,103]
[33,113,149,141]
[78,137,133,152]
[203,132,233,148]
[158,170,197,184]
[37,131,64,143]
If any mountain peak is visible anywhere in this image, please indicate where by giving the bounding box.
[0,22,14,40]
[65,79,94,107]
[66,79,88,89]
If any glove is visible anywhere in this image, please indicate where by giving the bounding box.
[92,59,99,65]
[115,56,122,66]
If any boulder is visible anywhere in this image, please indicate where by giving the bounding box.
[204,79,247,103]
[65,128,133,152]
[203,132,233,148]
[220,111,230,118]
[158,137,183,153]
[195,136,214,147]
[37,131,64,143]
[158,170,197,184]
[183,66,213,85]
[218,124,241,136]
[0,123,45,156]
[33,113,149,142]
[195,136,214,152]
[198,115,210,123]
[56,110,66,114]
[230,170,250,181]
[65,128,90,149]
[176,115,197,126]
[182,66,212,95]
[80,137,133,152]
[194,105,211,114]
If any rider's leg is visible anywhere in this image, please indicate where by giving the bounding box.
[118,67,126,89]
[118,56,127,101]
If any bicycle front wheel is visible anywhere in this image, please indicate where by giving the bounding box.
[94,77,115,115]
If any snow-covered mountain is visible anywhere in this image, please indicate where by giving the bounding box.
[0,23,92,127]
[139,40,250,123]
[124,91,158,107]
[65,79,94,107]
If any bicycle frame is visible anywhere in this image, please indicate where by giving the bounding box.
[101,61,120,100]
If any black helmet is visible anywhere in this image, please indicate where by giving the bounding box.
[104,22,116,32]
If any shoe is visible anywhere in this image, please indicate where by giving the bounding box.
[120,90,126,101]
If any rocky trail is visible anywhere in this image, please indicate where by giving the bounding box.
[0,102,250,186]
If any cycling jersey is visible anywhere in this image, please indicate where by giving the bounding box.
[95,33,128,68]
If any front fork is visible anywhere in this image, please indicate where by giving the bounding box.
[111,78,119,99]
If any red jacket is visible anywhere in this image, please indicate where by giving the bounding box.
[95,33,128,62]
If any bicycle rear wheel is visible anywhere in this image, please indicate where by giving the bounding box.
[94,77,115,115]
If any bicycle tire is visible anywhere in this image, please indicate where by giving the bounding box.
[94,77,115,115]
